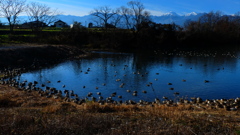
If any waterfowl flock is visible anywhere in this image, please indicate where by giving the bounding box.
[0,49,240,111]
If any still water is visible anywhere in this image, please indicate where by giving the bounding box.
[18,49,240,102]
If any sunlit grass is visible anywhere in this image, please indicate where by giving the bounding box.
[0,84,239,134]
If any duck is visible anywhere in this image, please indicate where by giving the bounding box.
[132,93,137,96]
[204,80,210,83]
[174,92,179,95]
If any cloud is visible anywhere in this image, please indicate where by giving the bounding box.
[148,10,165,16]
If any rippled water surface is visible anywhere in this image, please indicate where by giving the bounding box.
[18,49,240,102]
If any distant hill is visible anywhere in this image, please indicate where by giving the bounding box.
[56,12,204,27]
[151,12,204,26]
[0,12,205,27]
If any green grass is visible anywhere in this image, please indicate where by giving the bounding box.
[0,27,64,32]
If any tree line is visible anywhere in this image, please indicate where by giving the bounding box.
[0,0,239,49]
[88,4,240,49]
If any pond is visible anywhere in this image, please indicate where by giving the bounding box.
[17,49,240,102]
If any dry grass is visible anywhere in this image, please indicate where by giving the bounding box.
[0,85,240,135]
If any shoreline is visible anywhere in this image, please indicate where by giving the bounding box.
[0,44,239,111]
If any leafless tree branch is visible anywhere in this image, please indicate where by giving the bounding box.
[0,0,26,32]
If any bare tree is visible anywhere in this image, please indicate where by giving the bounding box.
[90,6,117,29]
[0,0,26,33]
[198,11,222,32]
[127,1,151,31]
[110,8,122,28]
[26,2,60,31]
[119,6,133,29]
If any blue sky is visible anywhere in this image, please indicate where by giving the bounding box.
[29,0,240,16]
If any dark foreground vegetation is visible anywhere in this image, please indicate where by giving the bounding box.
[0,84,240,135]
[1,11,240,51]
[0,45,85,68]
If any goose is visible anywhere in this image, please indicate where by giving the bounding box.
[99,96,103,100]
[155,98,160,103]
[64,90,69,94]
[128,100,136,104]
[87,92,92,97]
[163,96,168,100]
[91,97,96,101]
[111,92,117,97]
[57,90,62,95]
[139,100,144,104]
[28,82,33,86]
[33,81,38,84]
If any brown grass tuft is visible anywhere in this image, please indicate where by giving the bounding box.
[0,85,240,134]
[42,102,77,113]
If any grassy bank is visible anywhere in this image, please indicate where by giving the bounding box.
[0,84,240,135]
[0,44,85,68]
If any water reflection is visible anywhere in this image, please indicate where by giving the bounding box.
[18,50,240,102]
